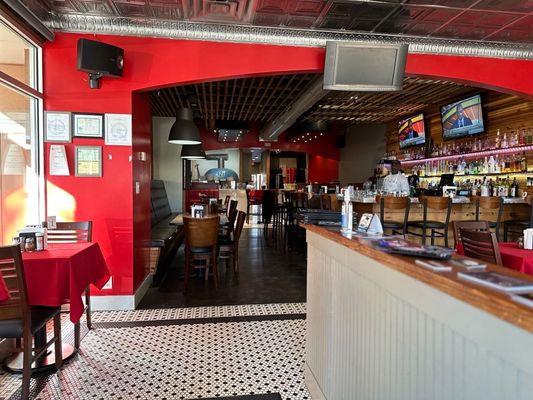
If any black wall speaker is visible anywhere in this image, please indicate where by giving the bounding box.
[335,134,346,149]
[77,39,124,89]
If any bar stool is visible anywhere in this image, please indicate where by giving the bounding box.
[504,201,533,241]
[407,196,452,247]
[321,194,332,211]
[376,196,410,236]
[183,215,220,290]
[474,196,503,240]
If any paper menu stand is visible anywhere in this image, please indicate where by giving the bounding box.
[46,216,57,230]
[356,213,383,235]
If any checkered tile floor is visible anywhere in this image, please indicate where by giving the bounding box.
[0,303,310,400]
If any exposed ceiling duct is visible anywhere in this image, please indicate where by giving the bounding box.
[259,75,328,142]
[40,15,533,60]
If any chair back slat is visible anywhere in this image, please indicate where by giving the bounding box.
[233,211,247,244]
[224,195,231,207]
[459,228,502,266]
[47,221,93,243]
[184,215,220,248]
[453,220,490,248]
[226,200,238,219]
[0,245,29,322]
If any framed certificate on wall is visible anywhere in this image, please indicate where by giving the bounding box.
[45,111,71,142]
[105,113,132,146]
[75,146,102,177]
[73,113,104,138]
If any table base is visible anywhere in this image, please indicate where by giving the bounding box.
[3,344,76,374]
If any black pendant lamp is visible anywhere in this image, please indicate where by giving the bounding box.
[180,144,206,159]
[168,108,201,145]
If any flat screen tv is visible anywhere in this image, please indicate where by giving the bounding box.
[441,94,485,140]
[398,113,426,149]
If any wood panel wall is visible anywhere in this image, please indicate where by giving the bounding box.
[386,91,533,192]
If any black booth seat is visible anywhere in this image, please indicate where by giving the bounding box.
[150,180,184,284]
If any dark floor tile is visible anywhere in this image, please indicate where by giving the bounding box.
[138,227,307,309]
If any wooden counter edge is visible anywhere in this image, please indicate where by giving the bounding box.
[303,223,533,333]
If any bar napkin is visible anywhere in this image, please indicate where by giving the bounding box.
[524,228,533,250]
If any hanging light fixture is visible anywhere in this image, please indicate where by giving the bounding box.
[180,144,206,159]
[168,108,201,145]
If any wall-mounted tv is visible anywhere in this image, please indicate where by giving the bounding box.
[398,113,426,149]
[441,94,485,140]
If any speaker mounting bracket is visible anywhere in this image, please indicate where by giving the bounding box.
[88,73,103,89]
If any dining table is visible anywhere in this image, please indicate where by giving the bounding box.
[498,242,533,275]
[170,213,229,226]
[1,242,110,373]
[456,241,533,276]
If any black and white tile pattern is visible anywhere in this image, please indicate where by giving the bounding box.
[0,304,310,400]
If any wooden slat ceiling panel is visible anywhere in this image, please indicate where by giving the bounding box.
[149,75,473,125]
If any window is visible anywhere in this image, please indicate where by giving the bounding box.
[0,18,42,245]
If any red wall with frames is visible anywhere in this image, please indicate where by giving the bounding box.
[43,32,533,296]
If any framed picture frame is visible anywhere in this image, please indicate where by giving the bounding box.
[75,146,102,177]
[105,113,132,146]
[44,111,71,142]
[72,113,104,138]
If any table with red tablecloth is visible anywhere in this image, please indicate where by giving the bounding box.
[498,243,533,275]
[20,242,110,323]
[248,189,264,203]
[456,242,533,276]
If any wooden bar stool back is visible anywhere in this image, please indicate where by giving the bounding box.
[47,221,92,349]
[407,196,452,247]
[504,200,533,241]
[183,215,220,290]
[376,196,411,236]
[475,196,503,240]
[0,245,62,399]
[452,220,490,250]
[321,194,332,210]
[459,228,502,266]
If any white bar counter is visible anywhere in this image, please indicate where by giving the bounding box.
[304,224,533,400]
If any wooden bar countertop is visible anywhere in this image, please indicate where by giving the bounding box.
[303,223,533,333]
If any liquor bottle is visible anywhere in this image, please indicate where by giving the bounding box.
[521,152,527,171]
[510,178,518,197]
[502,132,508,148]
[495,129,501,149]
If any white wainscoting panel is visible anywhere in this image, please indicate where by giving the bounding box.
[305,230,533,400]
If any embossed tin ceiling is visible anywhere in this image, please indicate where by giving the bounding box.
[20,0,533,45]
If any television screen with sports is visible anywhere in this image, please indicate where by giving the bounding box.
[441,94,484,140]
[398,113,425,149]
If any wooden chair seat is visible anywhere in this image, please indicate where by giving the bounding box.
[0,306,60,337]
[408,220,447,229]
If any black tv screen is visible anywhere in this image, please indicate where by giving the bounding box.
[398,113,425,149]
[441,94,485,140]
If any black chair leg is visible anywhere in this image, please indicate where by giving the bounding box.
[504,225,508,242]
[430,229,435,246]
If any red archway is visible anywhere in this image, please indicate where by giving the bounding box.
[43,32,532,298]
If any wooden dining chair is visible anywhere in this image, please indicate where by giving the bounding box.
[376,196,411,236]
[183,215,220,290]
[218,211,246,275]
[0,245,62,399]
[459,228,502,266]
[47,221,92,349]
[452,220,490,250]
[321,194,332,211]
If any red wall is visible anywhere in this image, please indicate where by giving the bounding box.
[43,31,533,297]
[308,155,339,183]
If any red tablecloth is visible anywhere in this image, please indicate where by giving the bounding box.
[18,242,110,323]
[456,242,533,276]
[499,243,533,275]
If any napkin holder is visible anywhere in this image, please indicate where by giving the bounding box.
[524,228,533,250]
[17,226,48,249]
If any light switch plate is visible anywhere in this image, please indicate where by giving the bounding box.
[135,181,140,194]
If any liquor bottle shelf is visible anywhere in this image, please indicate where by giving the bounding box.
[399,144,533,166]
[418,171,532,179]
